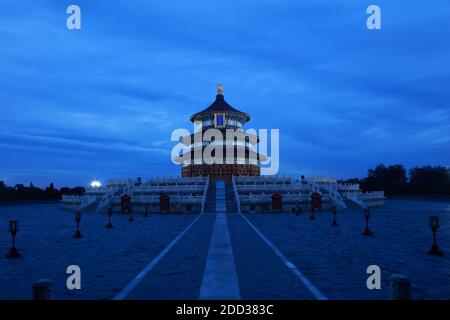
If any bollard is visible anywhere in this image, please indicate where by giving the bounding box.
[294,204,300,216]
[389,274,411,300]
[362,208,373,236]
[6,220,21,259]
[309,208,315,220]
[32,279,53,300]
[331,206,339,227]
[428,216,443,256]
[73,211,82,238]
[128,208,134,222]
[106,207,113,229]
[144,203,149,217]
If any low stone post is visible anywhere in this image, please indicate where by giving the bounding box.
[389,274,411,300]
[32,279,53,300]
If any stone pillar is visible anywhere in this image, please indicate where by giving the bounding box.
[32,279,53,300]
[389,274,411,300]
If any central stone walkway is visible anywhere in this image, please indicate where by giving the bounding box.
[199,180,241,299]
[122,214,215,299]
[199,213,240,299]
[117,213,321,300]
[116,180,323,300]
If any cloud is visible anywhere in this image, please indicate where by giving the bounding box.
[0,0,449,186]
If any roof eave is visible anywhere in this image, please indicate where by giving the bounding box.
[190,111,250,123]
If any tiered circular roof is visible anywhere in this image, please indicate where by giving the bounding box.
[190,85,250,122]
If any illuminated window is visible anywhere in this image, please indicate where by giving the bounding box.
[214,113,226,128]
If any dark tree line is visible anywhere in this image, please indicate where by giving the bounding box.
[341,164,450,196]
[0,181,85,202]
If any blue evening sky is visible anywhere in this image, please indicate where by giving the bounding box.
[0,0,449,187]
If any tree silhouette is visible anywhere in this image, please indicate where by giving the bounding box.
[408,166,450,195]
[361,164,407,194]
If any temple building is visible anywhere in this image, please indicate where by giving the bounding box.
[61,85,385,214]
[179,85,265,180]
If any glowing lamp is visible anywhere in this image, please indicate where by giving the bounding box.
[428,216,443,256]
[106,207,113,229]
[73,211,82,238]
[75,211,81,222]
[429,216,439,232]
[362,208,373,236]
[331,206,339,227]
[90,180,102,188]
[364,208,370,219]
[9,220,19,235]
[6,220,21,259]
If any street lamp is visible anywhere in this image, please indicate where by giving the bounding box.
[294,203,301,216]
[331,205,339,227]
[6,220,21,259]
[427,216,443,256]
[73,211,82,238]
[90,180,101,188]
[309,207,316,220]
[362,208,373,236]
[106,207,113,229]
[144,203,149,217]
[128,208,134,222]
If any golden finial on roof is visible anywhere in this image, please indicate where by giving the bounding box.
[217,84,223,95]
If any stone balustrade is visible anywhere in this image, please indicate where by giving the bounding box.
[237,184,310,193]
[133,185,205,194]
[61,195,83,202]
[361,191,385,200]
[337,183,360,191]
